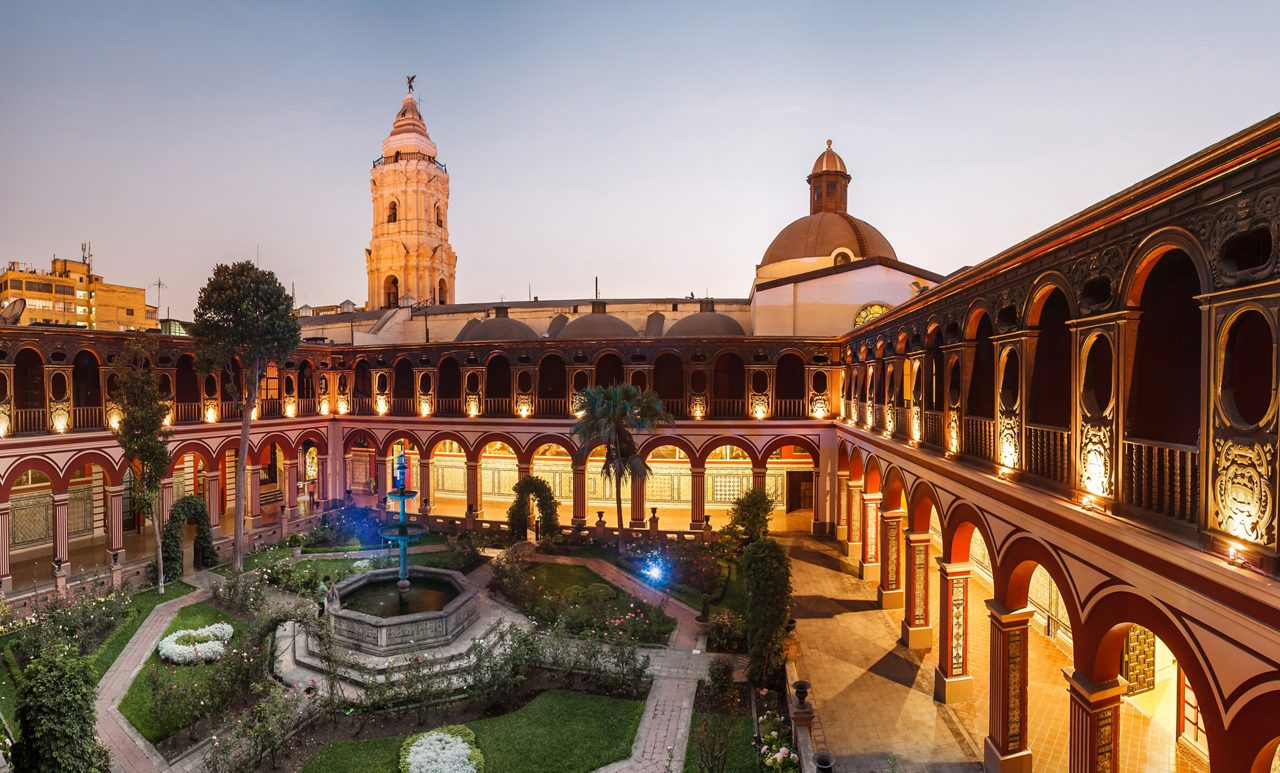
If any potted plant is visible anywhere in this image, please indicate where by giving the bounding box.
[695,593,712,636]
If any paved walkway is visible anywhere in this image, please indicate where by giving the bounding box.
[784,533,1209,773]
[96,583,212,773]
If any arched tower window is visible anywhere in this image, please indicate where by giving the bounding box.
[384,275,400,308]
[435,204,442,227]
[387,201,398,224]
[437,278,448,305]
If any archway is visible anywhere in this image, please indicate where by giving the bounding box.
[485,355,512,416]
[765,443,814,532]
[437,356,462,415]
[643,444,693,531]
[173,354,199,422]
[71,350,102,429]
[529,442,574,513]
[478,441,519,518]
[537,354,567,415]
[384,436,424,514]
[595,353,624,388]
[584,445,631,528]
[13,348,44,434]
[425,438,468,517]
[1027,289,1072,484]
[343,432,378,505]
[653,353,684,417]
[775,353,805,417]
[392,358,414,414]
[353,360,373,414]
[711,352,745,418]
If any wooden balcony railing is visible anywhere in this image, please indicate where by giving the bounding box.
[484,397,511,416]
[390,397,415,416]
[259,399,282,419]
[174,402,202,424]
[351,397,373,415]
[963,416,996,463]
[774,399,806,418]
[873,404,886,432]
[220,401,242,421]
[1026,423,1070,485]
[435,397,462,416]
[298,397,317,416]
[923,410,944,448]
[537,398,568,417]
[14,408,46,435]
[894,406,909,438]
[72,406,103,430]
[709,398,745,418]
[1122,437,1199,524]
[661,398,684,418]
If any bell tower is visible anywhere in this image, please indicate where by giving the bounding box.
[366,77,456,309]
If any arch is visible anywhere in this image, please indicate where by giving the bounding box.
[711,352,746,402]
[340,427,379,454]
[0,457,65,499]
[639,434,699,462]
[209,436,243,465]
[694,436,762,467]
[992,534,1084,635]
[1027,286,1073,429]
[386,199,398,224]
[906,479,942,533]
[847,445,865,484]
[862,454,883,495]
[293,427,329,455]
[963,300,995,340]
[437,356,462,401]
[166,440,216,476]
[1119,227,1211,308]
[758,434,819,465]
[252,432,297,465]
[940,501,998,565]
[1023,272,1080,326]
[421,430,472,458]
[471,432,524,464]
[71,349,103,408]
[13,347,45,411]
[392,357,414,399]
[377,428,426,457]
[653,352,684,402]
[775,353,806,400]
[594,352,625,387]
[880,464,907,512]
[63,450,124,486]
[437,277,448,305]
[966,311,995,418]
[524,433,577,464]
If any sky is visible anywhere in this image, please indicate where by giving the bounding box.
[1,1,1278,318]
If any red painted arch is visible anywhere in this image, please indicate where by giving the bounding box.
[880,464,907,511]
[639,434,699,463]
[694,436,763,467]
[472,432,524,463]
[252,432,296,464]
[992,533,1085,636]
[64,450,124,485]
[906,479,941,533]
[524,433,576,464]
[294,428,329,454]
[420,430,472,459]
[377,429,426,457]
[940,501,998,566]
[758,434,819,464]
[0,457,66,498]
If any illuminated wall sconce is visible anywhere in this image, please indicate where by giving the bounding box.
[516,395,532,418]
[283,396,297,418]
[996,465,1014,481]
[883,406,895,437]
[809,395,830,420]
[336,396,350,415]
[375,395,389,415]
[910,407,922,444]
[1079,423,1112,498]
[751,395,769,420]
[945,411,960,457]
[51,414,68,434]
[250,405,259,421]
[203,400,219,423]
[465,395,480,418]
[418,396,433,417]
[319,397,331,416]
[689,396,706,420]
[105,405,123,431]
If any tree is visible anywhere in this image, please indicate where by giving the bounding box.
[725,488,776,546]
[569,384,673,546]
[742,538,792,685]
[191,261,300,571]
[13,643,111,772]
[111,334,173,592]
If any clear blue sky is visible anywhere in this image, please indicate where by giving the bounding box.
[1,1,1277,317]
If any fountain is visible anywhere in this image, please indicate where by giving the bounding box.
[382,451,427,596]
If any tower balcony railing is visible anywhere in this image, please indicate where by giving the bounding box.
[13,408,45,435]
[963,416,996,463]
[351,397,373,415]
[220,401,242,421]
[434,397,462,416]
[298,397,317,416]
[390,397,415,416]
[923,410,944,448]
[484,397,511,416]
[661,398,684,419]
[1026,423,1070,486]
[1121,437,1199,525]
[174,402,202,424]
[372,152,447,172]
[72,406,102,431]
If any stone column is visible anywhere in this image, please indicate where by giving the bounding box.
[105,486,125,589]
[1065,670,1127,773]
[878,508,905,608]
[246,465,262,528]
[465,459,482,519]
[284,459,299,520]
[0,502,11,593]
[572,462,587,527]
[845,483,863,559]
[901,530,931,648]
[934,561,974,703]
[203,471,221,527]
[689,465,706,531]
[860,492,881,582]
[316,456,329,509]
[629,476,646,529]
[751,465,767,492]
[836,471,849,530]
[53,491,70,583]
[418,456,433,514]
[160,478,174,526]
[984,601,1035,772]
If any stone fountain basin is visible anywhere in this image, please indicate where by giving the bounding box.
[329,566,479,655]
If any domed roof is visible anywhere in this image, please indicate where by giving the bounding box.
[666,302,746,337]
[811,139,847,175]
[382,89,437,158]
[455,310,539,342]
[761,212,896,266]
[559,302,636,339]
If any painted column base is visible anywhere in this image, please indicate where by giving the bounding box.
[860,561,881,583]
[628,519,646,530]
[933,670,973,703]
[689,521,703,532]
[843,540,861,559]
[53,564,69,596]
[901,622,932,650]
[984,739,1033,773]
[571,515,587,528]
[878,587,904,609]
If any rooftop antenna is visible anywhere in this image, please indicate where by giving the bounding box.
[528,283,531,302]
[150,277,167,312]
[80,241,92,274]
[594,276,599,299]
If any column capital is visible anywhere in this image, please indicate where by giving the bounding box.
[105,484,126,496]
[986,599,1036,625]
[1063,669,1128,704]
[936,558,974,574]
[862,491,882,503]
[904,529,931,545]
[52,491,70,505]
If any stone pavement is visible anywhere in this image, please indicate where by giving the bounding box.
[95,584,212,773]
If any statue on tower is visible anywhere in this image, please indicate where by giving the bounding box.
[406,74,416,94]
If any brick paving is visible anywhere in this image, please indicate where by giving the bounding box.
[783,534,1209,773]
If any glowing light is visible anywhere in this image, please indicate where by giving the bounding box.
[336,397,350,415]
[753,406,767,420]
[691,405,705,420]
[106,408,122,431]
[812,407,827,420]
[1000,439,1018,470]
[996,466,1014,481]
[466,396,480,418]
[204,405,218,423]
[517,404,531,418]
[284,398,297,418]
[419,398,433,417]
[52,415,68,433]
[642,562,665,582]
[161,414,172,428]
[319,398,331,416]
[375,395,389,415]
[1081,453,1109,497]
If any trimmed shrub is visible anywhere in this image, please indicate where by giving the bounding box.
[725,489,775,546]
[161,495,218,581]
[742,538,792,685]
[399,724,485,773]
[13,643,110,772]
[506,475,560,542]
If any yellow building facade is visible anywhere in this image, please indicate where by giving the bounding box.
[0,257,157,331]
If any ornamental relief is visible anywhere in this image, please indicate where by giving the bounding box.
[1079,421,1112,498]
[1191,187,1280,286]
[998,410,1021,469]
[946,410,961,455]
[1212,437,1276,546]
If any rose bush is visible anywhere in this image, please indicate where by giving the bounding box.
[756,709,800,771]
[157,622,234,665]
[400,724,485,773]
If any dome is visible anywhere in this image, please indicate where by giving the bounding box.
[455,306,538,342]
[761,212,897,266]
[811,139,847,175]
[559,302,636,339]
[666,302,746,336]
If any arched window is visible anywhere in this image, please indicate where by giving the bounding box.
[384,275,399,308]
[435,204,443,228]
[387,201,398,224]
[437,278,448,305]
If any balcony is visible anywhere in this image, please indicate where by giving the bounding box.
[1121,437,1199,525]
[1025,424,1070,486]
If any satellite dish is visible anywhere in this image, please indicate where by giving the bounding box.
[0,298,26,326]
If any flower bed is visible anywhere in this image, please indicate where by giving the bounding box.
[757,709,800,771]
[400,724,485,773]
[157,622,234,664]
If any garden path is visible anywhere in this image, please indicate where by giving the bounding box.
[95,581,214,773]
[522,554,718,772]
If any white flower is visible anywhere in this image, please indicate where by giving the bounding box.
[404,730,477,773]
[157,622,234,665]
[352,559,372,572]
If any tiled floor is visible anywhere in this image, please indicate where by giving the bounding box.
[785,533,1211,772]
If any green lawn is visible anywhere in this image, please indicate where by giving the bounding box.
[212,545,290,575]
[302,689,644,773]
[526,563,678,642]
[621,556,748,617]
[118,601,246,743]
[683,711,757,772]
[92,581,196,681]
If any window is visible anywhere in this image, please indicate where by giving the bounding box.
[8,280,20,291]
[387,201,398,223]
[54,285,73,296]
[75,290,87,300]
[26,281,52,294]
[125,308,134,316]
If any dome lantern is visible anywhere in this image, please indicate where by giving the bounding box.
[807,139,851,216]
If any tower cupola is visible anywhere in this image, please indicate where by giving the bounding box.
[808,140,851,215]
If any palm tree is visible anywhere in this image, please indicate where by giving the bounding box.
[570,384,674,544]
